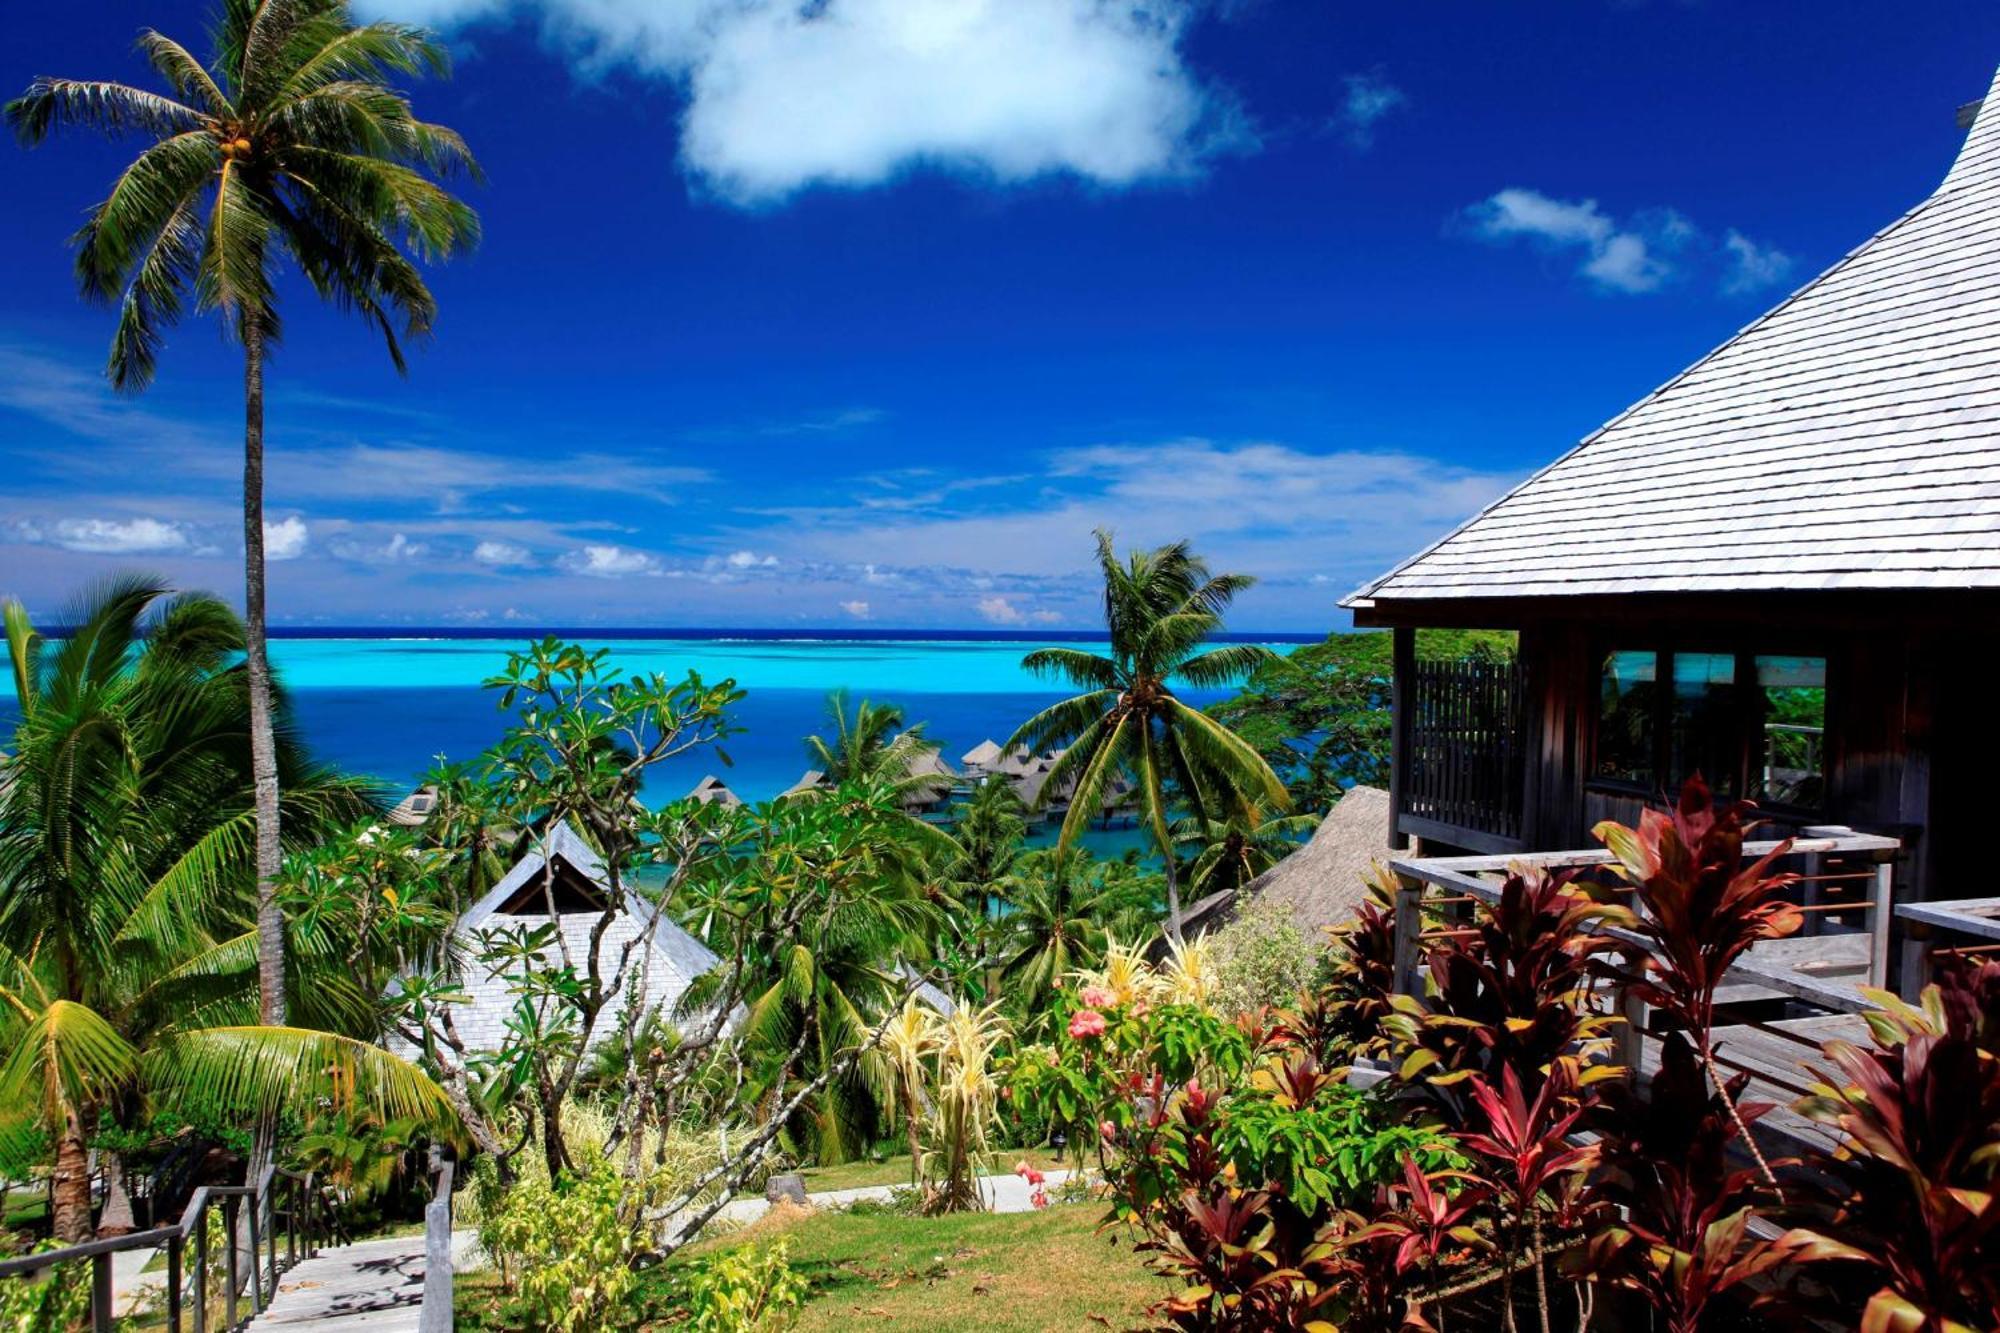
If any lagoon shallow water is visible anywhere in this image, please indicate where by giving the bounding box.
[4,632,1307,853]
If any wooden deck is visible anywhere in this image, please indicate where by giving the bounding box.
[1638,1014,1864,1157]
[244,1232,471,1332]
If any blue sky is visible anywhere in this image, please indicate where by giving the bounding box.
[2,1,1996,631]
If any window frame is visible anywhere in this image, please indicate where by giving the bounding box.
[1586,638,1831,817]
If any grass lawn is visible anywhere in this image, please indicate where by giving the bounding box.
[694,1202,1165,1332]
[458,1203,1168,1331]
[797,1148,1066,1194]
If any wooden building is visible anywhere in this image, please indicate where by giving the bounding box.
[1344,68,2000,909]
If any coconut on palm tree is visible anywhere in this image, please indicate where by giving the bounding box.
[8,0,480,1024]
[0,579,455,1241]
[1008,531,1288,944]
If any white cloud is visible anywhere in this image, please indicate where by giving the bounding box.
[1721,229,1794,295]
[724,549,778,569]
[559,544,662,578]
[331,531,427,563]
[367,0,1239,206]
[473,539,536,568]
[1337,71,1405,148]
[838,599,872,619]
[264,516,309,561]
[19,516,193,555]
[976,594,1026,624]
[1465,189,1788,297]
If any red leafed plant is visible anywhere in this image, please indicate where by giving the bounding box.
[1594,775,1801,1183]
[1458,1059,1602,1333]
[1783,961,2000,1332]
[1594,774,1801,1053]
[1386,868,1629,1123]
[1579,1032,1795,1333]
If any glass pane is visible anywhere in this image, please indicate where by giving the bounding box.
[1669,652,1739,794]
[1753,655,1827,808]
[1596,650,1657,784]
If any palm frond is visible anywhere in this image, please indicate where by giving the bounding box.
[145,1025,458,1134]
[6,78,205,145]
[136,31,232,117]
[1018,647,1120,691]
[1004,690,1115,757]
[0,1001,140,1126]
[1164,697,1290,809]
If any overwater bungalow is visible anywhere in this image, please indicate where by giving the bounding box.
[1341,67,2000,1149]
[959,739,1006,778]
[779,767,829,799]
[686,775,744,809]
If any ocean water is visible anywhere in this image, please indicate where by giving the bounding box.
[5,633,1308,853]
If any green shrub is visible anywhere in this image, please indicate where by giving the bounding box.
[1209,904,1318,1016]
[0,1248,88,1333]
[681,1239,808,1332]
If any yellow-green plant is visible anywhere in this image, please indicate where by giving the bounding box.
[684,1239,808,1332]
[878,997,936,1186]
[483,1155,677,1331]
[920,1002,1008,1214]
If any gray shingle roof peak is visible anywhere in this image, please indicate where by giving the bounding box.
[1346,64,2000,607]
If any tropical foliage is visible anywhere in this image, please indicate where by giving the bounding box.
[1009,531,1287,943]
[0,579,452,1242]
[1211,628,1514,812]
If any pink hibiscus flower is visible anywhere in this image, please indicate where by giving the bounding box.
[1080,985,1115,1009]
[1067,1009,1108,1039]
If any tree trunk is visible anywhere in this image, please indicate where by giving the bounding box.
[51,1112,93,1244]
[243,318,286,1026]
[1161,847,1185,947]
[97,1153,134,1236]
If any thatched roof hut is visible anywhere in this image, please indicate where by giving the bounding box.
[960,739,1005,773]
[780,768,829,799]
[686,775,743,809]
[1177,786,1397,938]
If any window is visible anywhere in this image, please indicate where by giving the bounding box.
[1670,653,1739,797]
[1752,655,1827,808]
[1592,647,1828,811]
[1596,650,1657,783]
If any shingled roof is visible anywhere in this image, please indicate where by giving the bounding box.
[1347,65,2000,607]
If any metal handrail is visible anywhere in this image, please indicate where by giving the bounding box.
[0,1161,327,1333]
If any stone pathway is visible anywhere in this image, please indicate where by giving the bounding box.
[712,1166,1082,1227]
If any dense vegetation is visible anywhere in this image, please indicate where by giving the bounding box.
[1212,627,1514,812]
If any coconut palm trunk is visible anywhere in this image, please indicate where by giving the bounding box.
[9,2,482,1019]
[51,1112,93,1244]
[243,318,285,1025]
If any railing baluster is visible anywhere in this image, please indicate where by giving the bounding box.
[91,1253,112,1333]
[167,1234,183,1333]
[194,1201,208,1333]
[224,1196,238,1329]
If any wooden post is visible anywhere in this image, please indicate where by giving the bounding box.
[91,1253,112,1333]
[224,1197,239,1329]
[167,1235,182,1333]
[246,1193,262,1314]
[1388,627,1415,851]
[1391,874,1424,998]
[419,1158,456,1333]
[193,1203,208,1333]
[1613,985,1645,1081]
[1869,859,1894,990]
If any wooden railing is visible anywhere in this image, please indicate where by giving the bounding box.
[418,1154,456,1333]
[0,1164,326,1332]
[1397,655,1525,849]
[1386,831,1902,1014]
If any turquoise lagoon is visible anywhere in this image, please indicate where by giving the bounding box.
[166,635,1309,839]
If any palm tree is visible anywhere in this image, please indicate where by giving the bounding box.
[0,578,454,1241]
[8,0,481,1024]
[992,851,1118,1033]
[805,690,941,795]
[1172,807,1322,900]
[1008,531,1288,944]
[948,776,1026,915]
